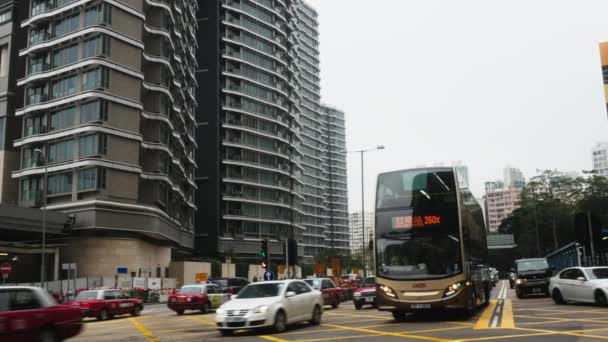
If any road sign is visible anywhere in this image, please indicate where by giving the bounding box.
[117,267,128,274]
[263,271,274,281]
[196,273,208,283]
[0,263,11,275]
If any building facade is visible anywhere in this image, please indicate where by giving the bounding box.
[592,142,608,177]
[485,187,520,232]
[503,165,525,189]
[196,0,348,262]
[349,211,373,256]
[14,0,198,276]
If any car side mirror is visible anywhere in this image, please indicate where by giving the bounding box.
[576,277,586,282]
[510,268,515,273]
[285,291,296,298]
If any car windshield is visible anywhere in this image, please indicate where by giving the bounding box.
[75,291,99,300]
[361,277,376,287]
[517,260,549,272]
[237,283,285,298]
[304,279,321,289]
[179,286,202,294]
[214,279,229,287]
[590,268,608,279]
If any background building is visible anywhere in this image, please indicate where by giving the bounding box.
[486,187,521,232]
[592,142,608,177]
[503,165,525,188]
[195,0,348,263]
[14,0,198,276]
[349,211,373,256]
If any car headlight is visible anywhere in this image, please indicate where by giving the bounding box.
[187,297,192,302]
[216,308,226,315]
[379,285,396,298]
[254,305,268,314]
[515,278,526,285]
[353,293,361,297]
[443,281,464,297]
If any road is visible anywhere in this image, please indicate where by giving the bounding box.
[71,280,608,342]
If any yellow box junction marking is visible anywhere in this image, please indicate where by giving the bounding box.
[474,300,496,330]
[128,318,159,342]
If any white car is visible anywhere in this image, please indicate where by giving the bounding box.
[549,266,608,306]
[215,280,323,336]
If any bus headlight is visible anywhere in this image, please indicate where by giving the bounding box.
[380,285,397,298]
[444,281,463,297]
[515,278,526,285]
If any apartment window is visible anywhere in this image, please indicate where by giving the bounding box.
[52,75,77,98]
[28,54,49,75]
[82,67,109,90]
[80,100,107,123]
[48,139,74,163]
[30,25,50,44]
[26,85,48,105]
[54,12,80,37]
[50,106,76,131]
[52,44,78,67]
[78,167,105,190]
[31,0,51,16]
[21,148,38,168]
[0,10,10,25]
[24,114,48,136]
[83,35,111,58]
[47,172,72,195]
[56,0,78,7]
[21,177,41,202]
[84,3,112,27]
[79,134,106,157]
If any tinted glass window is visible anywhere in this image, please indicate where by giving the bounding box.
[179,286,203,294]
[293,281,311,294]
[591,268,608,279]
[516,260,549,272]
[11,290,41,311]
[0,291,9,311]
[103,291,117,300]
[376,170,456,210]
[238,283,285,298]
[572,269,585,280]
[75,291,99,300]
[559,269,574,279]
[206,286,218,294]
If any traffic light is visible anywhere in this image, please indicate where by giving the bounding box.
[259,239,269,268]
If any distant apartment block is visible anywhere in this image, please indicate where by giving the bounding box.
[592,142,608,177]
[486,187,521,232]
[503,165,525,189]
[349,211,373,255]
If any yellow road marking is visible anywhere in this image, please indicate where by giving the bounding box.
[515,314,608,324]
[259,335,289,342]
[404,326,471,334]
[186,316,216,326]
[324,312,390,320]
[321,323,450,342]
[474,300,497,330]
[81,325,134,333]
[297,333,385,342]
[501,299,514,329]
[330,316,389,324]
[128,318,159,342]
[508,326,608,340]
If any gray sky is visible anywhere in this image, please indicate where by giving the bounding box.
[306,0,608,210]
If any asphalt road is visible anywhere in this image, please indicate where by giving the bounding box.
[70,280,608,342]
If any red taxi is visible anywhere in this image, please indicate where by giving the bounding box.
[168,284,229,315]
[304,278,344,308]
[0,286,82,342]
[67,289,143,320]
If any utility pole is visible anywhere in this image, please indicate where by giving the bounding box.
[587,210,595,265]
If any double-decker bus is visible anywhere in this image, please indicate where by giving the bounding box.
[374,167,491,319]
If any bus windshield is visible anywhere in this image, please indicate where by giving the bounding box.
[375,169,462,280]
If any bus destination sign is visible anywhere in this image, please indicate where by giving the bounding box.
[392,215,441,229]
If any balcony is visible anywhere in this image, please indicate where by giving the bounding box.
[26,94,49,106]
[28,62,51,76]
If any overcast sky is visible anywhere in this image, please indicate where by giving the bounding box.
[306,0,608,211]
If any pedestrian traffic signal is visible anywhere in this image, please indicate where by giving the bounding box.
[259,239,268,259]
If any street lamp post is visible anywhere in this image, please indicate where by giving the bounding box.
[34,148,48,289]
[342,145,385,277]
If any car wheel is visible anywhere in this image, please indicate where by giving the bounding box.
[98,309,110,321]
[516,290,524,299]
[219,330,234,336]
[392,311,407,321]
[311,305,322,325]
[201,303,210,314]
[332,296,339,309]
[463,290,475,317]
[273,310,287,333]
[354,303,362,310]
[509,281,514,289]
[176,309,184,315]
[552,289,565,305]
[38,328,57,342]
[595,290,608,307]
[132,305,142,316]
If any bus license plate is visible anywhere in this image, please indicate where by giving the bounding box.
[411,304,431,309]
[533,288,542,293]
[365,297,374,302]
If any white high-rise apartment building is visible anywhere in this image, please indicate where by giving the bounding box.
[592,143,608,177]
[349,211,374,255]
[503,165,525,189]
